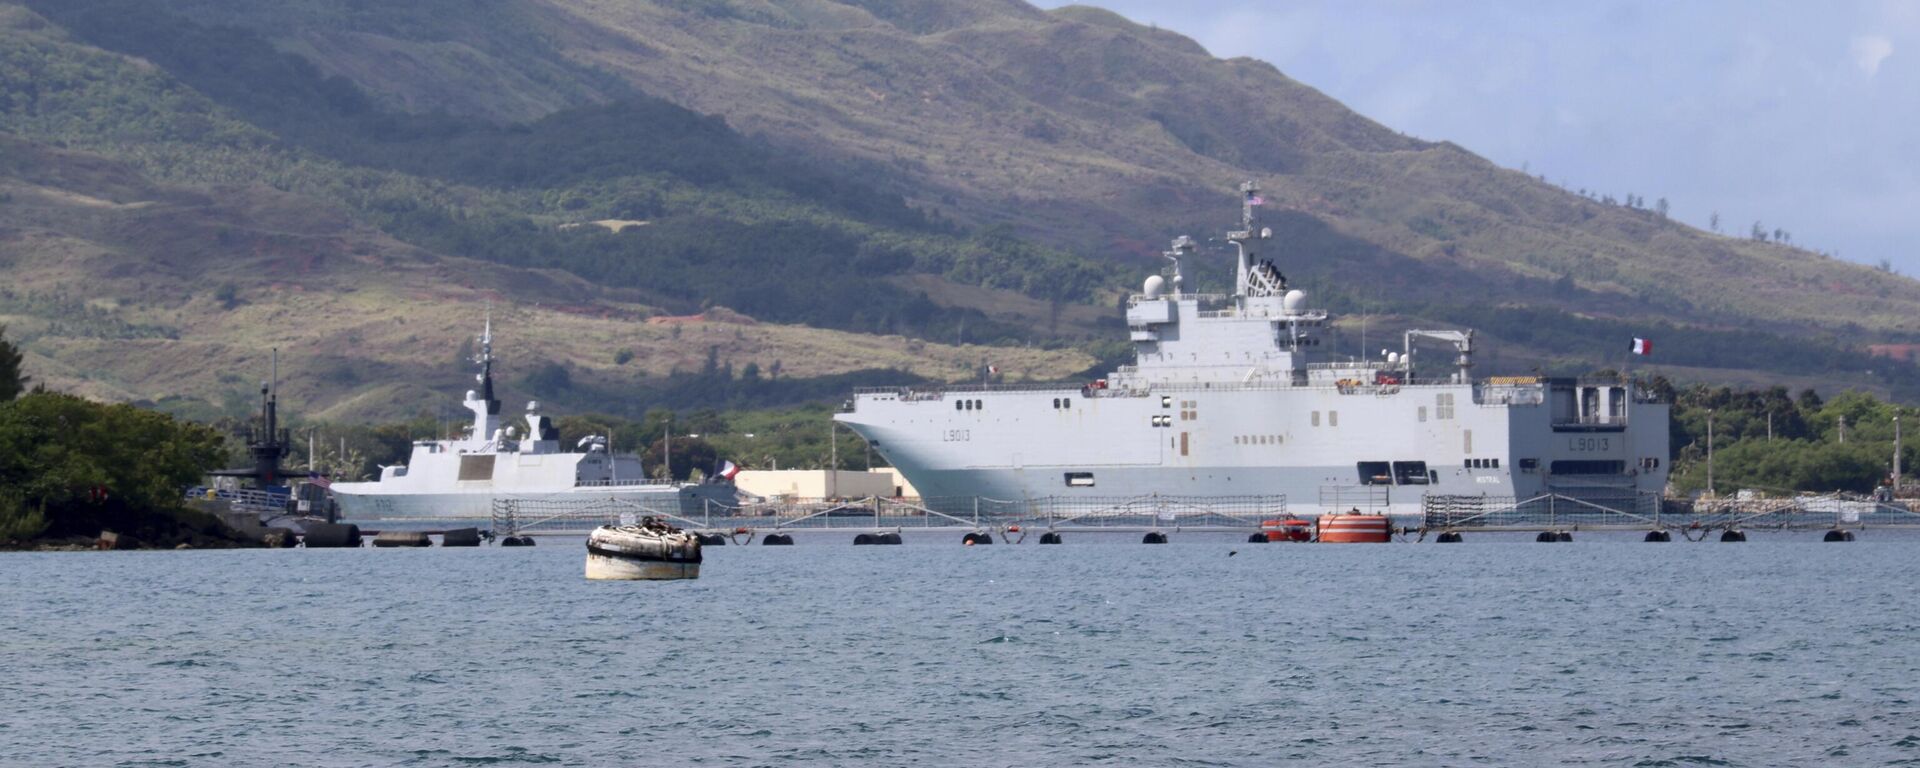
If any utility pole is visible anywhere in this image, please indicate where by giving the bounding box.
[1707,409,1715,497]
[829,421,839,498]
[1881,414,1896,491]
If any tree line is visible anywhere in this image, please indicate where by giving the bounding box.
[0,327,242,547]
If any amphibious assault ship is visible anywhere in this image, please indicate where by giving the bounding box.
[835,183,1670,517]
[329,316,736,521]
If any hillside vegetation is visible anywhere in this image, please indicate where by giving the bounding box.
[3,0,1920,420]
[113,0,1920,337]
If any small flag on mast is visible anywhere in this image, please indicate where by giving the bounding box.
[717,460,740,481]
[1631,338,1652,356]
[988,364,1000,375]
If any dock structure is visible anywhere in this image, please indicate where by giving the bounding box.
[1421,492,1920,540]
[300,490,1920,545]
[487,493,1292,540]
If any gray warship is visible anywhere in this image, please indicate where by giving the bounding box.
[835,183,1670,517]
[329,315,736,521]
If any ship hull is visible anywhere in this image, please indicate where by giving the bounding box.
[330,485,735,521]
[838,382,1666,519]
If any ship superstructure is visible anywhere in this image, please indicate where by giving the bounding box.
[329,314,735,520]
[835,183,1670,517]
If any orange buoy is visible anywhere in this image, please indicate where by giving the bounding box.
[1260,518,1313,543]
[1316,513,1391,543]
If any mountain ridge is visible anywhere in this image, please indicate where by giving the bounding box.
[3,0,1919,419]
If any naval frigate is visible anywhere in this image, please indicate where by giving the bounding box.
[834,183,1671,517]
[328,316,736,521]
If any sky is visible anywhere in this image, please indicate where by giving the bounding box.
[1039,0,1919,273]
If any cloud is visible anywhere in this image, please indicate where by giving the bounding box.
[1851,34,1894,75]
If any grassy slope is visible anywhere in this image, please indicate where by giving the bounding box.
[176,0,1920,340]
[0,134,1093,421]
[4,0,1919,418]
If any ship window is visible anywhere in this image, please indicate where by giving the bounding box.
[1551,460,1625,475]
[1312,411,1321,427]
[1519,458,1539,472]
[1492,458,1500,469]
[1062,399,1069,410]
[1393,461,1430,485]
[1358,461,1392,485]
[955,401,963,411]
[1162,396,1173,408]
[976,400,983,409]
[1418,406,1427,423]
[1052,398,1060,409]
[1329,411,1338,427]
[1064,472,1095,487]
[1463,429,1472,454]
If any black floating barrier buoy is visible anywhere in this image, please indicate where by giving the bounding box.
[1039,532,1062,545]
[1535,531,1560,543]
[762,533,794,546]
[1142,531,1168,544]
[1644,530,1671,542]
[372,530,432,548]
[692,532,726,546]
[301,522,361,548]
[880,532,903,545]
[1436,531,1463,543]
[974,532,993,545]
[1720,529,1747,543]
[499,535,535,547]
[1247,532,1269,543]
[1824,529,1853,542]
[442,527,482,547]
[1556,531,1574,543]
[854,533,876,545]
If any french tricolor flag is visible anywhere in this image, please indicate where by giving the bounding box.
[717,460,741,481]
[1631,338,1652,356]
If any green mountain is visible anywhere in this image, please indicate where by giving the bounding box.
[3,0,1919,422]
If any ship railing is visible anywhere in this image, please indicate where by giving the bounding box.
[574,478,679,488]
[185,487,292,519]
[852,383,1091,396]
[1551,415,1629,429]
[856,378,1512,400]
[1474,386,1546,407]
[1127,292,1232,308]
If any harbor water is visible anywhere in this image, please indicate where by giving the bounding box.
[4,534,1918,766]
